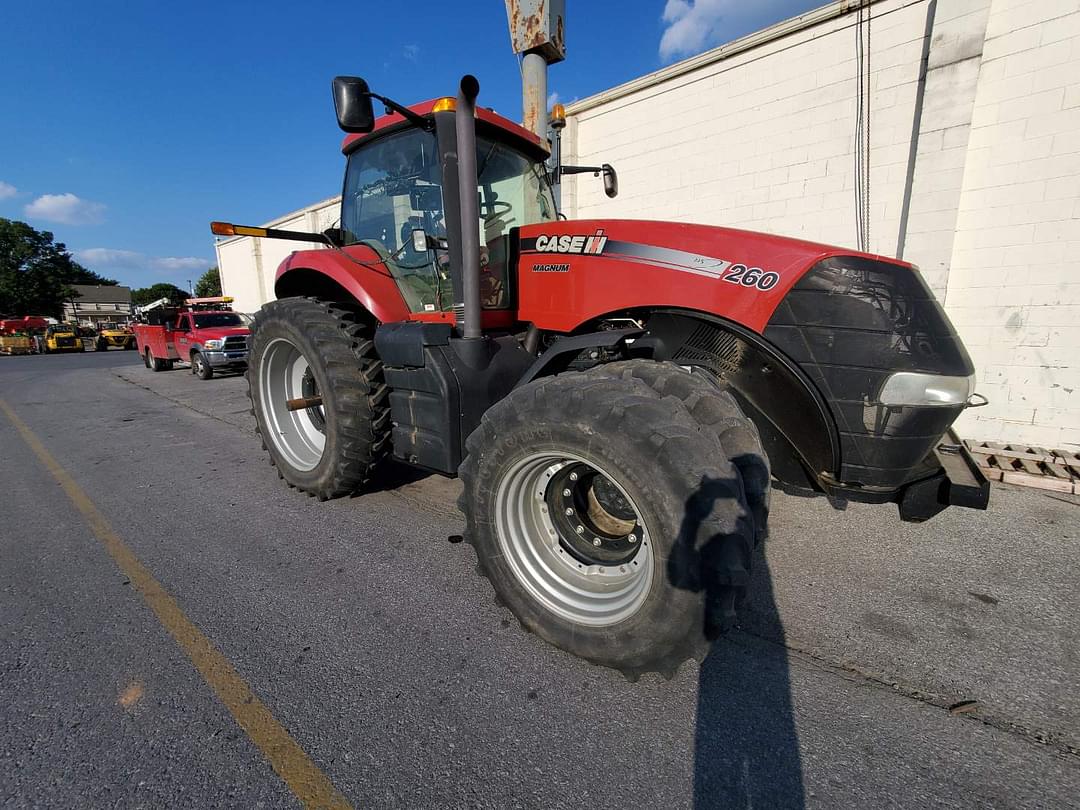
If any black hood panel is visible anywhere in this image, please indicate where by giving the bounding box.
[765,256,974,491]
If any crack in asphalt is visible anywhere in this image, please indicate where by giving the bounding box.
[113,371,249,431]
[113,369,1080,766]
[732,630,1080,763]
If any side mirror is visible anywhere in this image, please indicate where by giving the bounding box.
[332,76,375,134]
[602,164,618,198]
[411,228,428,253]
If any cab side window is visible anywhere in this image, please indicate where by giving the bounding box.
[341,129,450,313]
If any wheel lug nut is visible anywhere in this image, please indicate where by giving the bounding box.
[576,525,585,535]
[565,508,574,516]
[628,533,637,543]
[569,472,578,482]
[562,488,572,497]
[592,538,602,546]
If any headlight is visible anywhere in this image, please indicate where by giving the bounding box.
[204,339,223,350]
[877,372,975,407]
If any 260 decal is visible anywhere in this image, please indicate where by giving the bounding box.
[721,264,779,291]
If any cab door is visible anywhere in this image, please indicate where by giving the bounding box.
[170,313,189,360]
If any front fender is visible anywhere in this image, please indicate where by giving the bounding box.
[275,245,410,324]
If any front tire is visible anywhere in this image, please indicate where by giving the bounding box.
[247,297,390,500]
[192,351,214,380]
[460,365,764,679]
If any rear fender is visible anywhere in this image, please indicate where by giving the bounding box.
[274,246,410,323]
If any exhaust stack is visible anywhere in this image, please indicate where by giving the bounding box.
[455,75,483,342]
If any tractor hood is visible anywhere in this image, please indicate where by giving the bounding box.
[516,219,907,334]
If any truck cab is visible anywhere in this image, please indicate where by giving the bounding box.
[172,309,250,377]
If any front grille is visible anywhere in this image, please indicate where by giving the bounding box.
[223,336,248,351]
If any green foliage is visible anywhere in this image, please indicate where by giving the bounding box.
[0,217,118,318]
[194,266,221,298]
[131,283,190,307]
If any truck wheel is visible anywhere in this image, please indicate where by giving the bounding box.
[192,351,214,380]
[96,337,108,352]
[143,348,151,368]
[248,297,390,500]
[147,348,166,372]
[459,366,762,680]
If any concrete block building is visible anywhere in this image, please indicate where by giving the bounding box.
[218,0,1079,448]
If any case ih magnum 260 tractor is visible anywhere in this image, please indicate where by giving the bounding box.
[212,76,988,679]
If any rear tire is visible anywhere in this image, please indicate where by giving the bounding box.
[192,351,213,380]
[143,348,151,368]
[147,348,166,372]
[247,297,390,499]
[459,364,764,680]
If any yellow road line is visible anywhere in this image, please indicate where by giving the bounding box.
[0,398,352,810]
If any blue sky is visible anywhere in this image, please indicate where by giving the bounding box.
[0,0,820,290]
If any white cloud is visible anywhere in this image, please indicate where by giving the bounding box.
[75,248,142,267]
[659,0,792,61]
[24,192,106,225]
[75,248,209,274]
[151,256,208,272]
[403,44,419,61]
[547,91,560,108]
[0,181,16,200]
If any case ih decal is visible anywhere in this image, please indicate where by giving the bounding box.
[525,230,609,255]
[524,234,782,290]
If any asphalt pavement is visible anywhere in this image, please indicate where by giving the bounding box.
[1,350,1078,809]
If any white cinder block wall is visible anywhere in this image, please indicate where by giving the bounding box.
[564,0,1079,449]
[943,0,1080,446]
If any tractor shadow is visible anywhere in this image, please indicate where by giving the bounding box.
[669,470,805,809]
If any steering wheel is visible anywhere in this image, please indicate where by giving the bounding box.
[483,200,513,223]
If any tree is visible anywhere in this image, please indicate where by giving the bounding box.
[194,266,221,297]
[0,217,118,318]
[131,283,189,307]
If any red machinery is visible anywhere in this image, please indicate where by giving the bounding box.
[210,75,989,678]
[0,316,49,335]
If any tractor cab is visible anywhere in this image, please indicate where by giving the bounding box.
[339,119,556,317]
[334,95,557,326]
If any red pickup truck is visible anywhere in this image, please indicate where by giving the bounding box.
[132,297,251,380]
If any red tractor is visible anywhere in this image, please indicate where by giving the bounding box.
[212,75,988,679]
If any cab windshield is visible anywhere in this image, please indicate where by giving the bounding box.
[340,127,555,313]
[192,312,242,328]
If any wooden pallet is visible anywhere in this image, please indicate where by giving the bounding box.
[966,441,1080,494]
